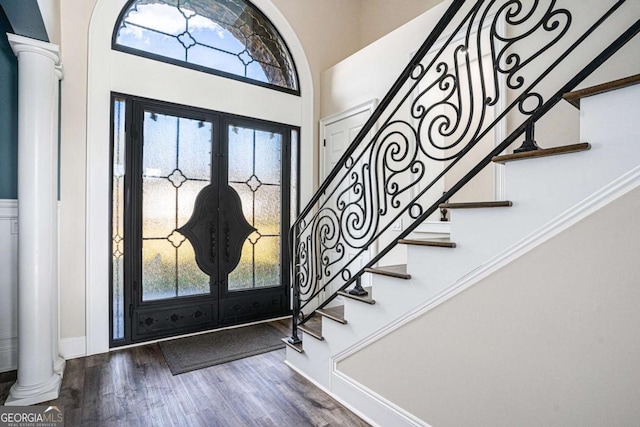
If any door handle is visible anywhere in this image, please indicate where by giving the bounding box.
[224,221,231,262]
[209,221,217,263]
[178,184,254,277]
[219,186,255,274]
[177,185,220,276]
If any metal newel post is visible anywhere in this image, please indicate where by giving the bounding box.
[514,120,541,153]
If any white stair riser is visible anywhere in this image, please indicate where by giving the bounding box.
[286,336,332,388]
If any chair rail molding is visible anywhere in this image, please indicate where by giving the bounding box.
[0,199,18,218]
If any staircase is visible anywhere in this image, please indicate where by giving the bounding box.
[281,1,640,425]
[284,76,640,425]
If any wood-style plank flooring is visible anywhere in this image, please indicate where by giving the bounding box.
[0,325,369,427]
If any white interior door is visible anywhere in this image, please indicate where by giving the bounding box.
[320,100,377,295]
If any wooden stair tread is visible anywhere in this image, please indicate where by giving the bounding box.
[564,74,640,108]
[338,286,375,304]
[317,305,347,324]
[298,315,323,340]
[492,143,591,164]
[365,264,411,279]
[398,237,456,248]
[281,338,304,353]
[439,201,512,209]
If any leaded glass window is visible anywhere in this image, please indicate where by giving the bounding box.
[113,0,299,93]
[111,98,126,341]
[227,125,282,290]
[141,111,212,301]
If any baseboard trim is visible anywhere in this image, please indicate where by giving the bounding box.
[59,336,86,360]
[334,164,640,363]
[284,360,379,427]
[331,368,431,427]
[0,199,17,219]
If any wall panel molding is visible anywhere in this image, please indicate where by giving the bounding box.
[0,199,18,218]
[0,201,18,373]
[0,337,18,373]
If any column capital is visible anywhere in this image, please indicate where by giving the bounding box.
[7,33,61,66]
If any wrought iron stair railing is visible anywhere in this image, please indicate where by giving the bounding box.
[289,0,640,344]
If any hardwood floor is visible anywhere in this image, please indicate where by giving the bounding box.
[0,324,369,427]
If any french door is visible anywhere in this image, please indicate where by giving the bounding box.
[110,95,297,345]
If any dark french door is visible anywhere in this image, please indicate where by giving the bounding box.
[110,95,297,345]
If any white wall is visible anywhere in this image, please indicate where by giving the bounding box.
[0,200,18,372]
[338,183,640,427]
[58,0,95,341]
[358,0,445,47]
[269,0,362,190]
[36,0,61,44]
[321,1,454,119]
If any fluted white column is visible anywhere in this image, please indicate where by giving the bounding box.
[5,34,64,407]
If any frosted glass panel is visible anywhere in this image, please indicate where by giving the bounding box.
[228,126,253,183]
[227,125,282,290]
[143,112,177,177]
[255,236,280,288]
[141,109,212,301]
[177,180,209,227]
[255,130,281,184]
[255,185,280,235]
[178,117,212,180]
[143,178,175,239]
[230,183,254,225]
[112,98,126,340]
[228,243,253,290]
[178,243,210,296]
[142,239,177,301]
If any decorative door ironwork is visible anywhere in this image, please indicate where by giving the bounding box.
[110,95,296,345]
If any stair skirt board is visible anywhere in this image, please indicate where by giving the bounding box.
[284,359,426,427]
[332,163,640,373]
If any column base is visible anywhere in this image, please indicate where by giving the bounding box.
[54,356,66,377]
[4,373,61,406]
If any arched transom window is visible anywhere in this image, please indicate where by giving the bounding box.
[113,0,299,93]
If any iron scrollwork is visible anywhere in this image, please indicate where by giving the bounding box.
[179,184,255,277]
[289,0,636,343]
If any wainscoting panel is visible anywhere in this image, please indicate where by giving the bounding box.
[0,199,18,372]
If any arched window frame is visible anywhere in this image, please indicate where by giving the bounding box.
[111,0,300,95]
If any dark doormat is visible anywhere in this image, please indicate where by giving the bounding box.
[159,323,285,375]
